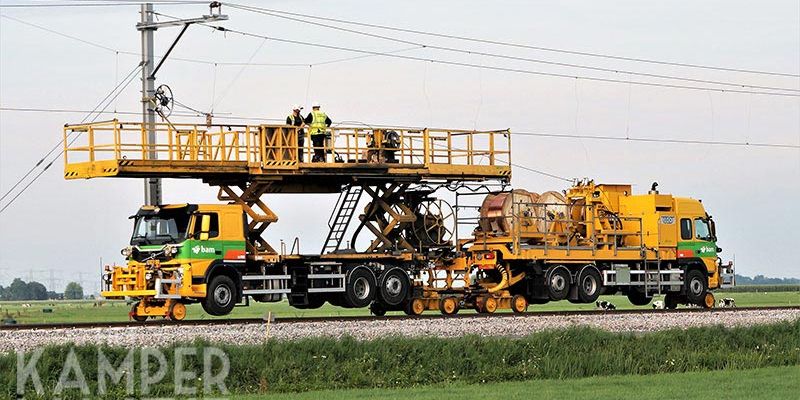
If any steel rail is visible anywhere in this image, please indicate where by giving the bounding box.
[1,306,797,331]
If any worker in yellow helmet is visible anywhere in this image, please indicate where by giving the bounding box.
[286,104,305,162]
[304,101,332,162]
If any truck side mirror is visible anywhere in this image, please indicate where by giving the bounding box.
[199,214,211,241]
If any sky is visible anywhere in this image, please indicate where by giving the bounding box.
[0,0,798,292]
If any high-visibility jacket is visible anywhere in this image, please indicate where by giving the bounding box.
[287,114,302,126]
[309,110,328,135]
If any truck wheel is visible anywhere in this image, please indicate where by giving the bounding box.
[577,266,602,303]
[293,295,326,309]
[685,269,708,305]
[370,302,387,316]
[343,268,376,308]
[202,275,237,316]
[664,293,680,309]
[546,266,571,300]
[627,290,651,306]
[378,267,410,306]
[328,294,347,307]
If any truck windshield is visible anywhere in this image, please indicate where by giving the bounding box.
[694,218,713,241]
[130,211,191,245]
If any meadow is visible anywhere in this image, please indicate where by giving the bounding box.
[245,365,800,400]
[1,320,798,399]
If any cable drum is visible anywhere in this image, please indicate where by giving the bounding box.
[478,189,539,234]
[534,191,568,233]
[479,190,571,235]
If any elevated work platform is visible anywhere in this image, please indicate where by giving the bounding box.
[63,120,511,192]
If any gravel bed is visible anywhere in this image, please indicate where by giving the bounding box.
[2,309,798,353]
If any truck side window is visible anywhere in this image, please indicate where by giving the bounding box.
[694,218,711,241]
[193,213,220,239]
[680,218,692,240]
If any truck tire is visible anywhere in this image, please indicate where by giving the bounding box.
[627,289,651,306]
[577,266,602,303]
[343,267,376,308]
[546,266,571,301]
[664,292,680,309]
[378,267,410,306]
[292,295,326,309]
[685,269,708,305]
[202,275,237,316]
[370,302,387,316]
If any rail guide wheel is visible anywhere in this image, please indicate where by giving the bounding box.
[511,294,528,313]
[405,298,426,316]
[168,302,187,321]
[439,296,459,315]
[129,301,148,322]
[482,296,498,314]
[703,292,716,309]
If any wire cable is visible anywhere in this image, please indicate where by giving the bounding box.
[4,106,800,150]
[228,3,800,93]
[0,62,142,204]
[199,24,800,98]
[0,62,143,215]
[227,3,800,78]
[512,131,800,149]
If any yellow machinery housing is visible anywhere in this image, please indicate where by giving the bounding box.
[416,180,734,314]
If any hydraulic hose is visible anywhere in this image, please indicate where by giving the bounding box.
[487,264,509,293]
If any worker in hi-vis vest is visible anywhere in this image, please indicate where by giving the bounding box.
[304,101,332,162]
[286,104,305,162]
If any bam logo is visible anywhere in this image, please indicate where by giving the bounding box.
[699,246,715,254]
[191,245,216,255]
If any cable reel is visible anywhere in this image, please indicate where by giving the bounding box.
[412,198,455,247]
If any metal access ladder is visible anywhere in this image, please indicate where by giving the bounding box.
[321,185,363,253]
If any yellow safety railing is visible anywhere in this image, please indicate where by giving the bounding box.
[63,119,511,173]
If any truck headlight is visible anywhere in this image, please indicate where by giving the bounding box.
[121,247,133,257]
[164,244,180,256]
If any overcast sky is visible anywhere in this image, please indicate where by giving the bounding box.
[1,0,798,291]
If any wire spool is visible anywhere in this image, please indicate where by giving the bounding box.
[479,189,539,234]
[533,191,568,233]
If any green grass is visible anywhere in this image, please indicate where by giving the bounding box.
[2,320,799,398]
[1,290,798,324]
[239,365,800,400]
[719,284,800,293]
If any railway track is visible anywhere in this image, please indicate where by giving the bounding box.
[2,305,797,331]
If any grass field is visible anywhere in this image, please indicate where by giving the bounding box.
[0,290,797,324]
[243,365,800,400]
[2,321,798,398]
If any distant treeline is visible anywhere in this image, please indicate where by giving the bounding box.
[719,285,800,293]
[735,274,799,285]
[0,278,84,301]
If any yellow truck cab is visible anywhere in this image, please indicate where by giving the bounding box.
[103,204,247,320]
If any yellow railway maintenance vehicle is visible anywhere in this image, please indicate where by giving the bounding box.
[410,180,735,315]
[64,120,733,319]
